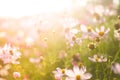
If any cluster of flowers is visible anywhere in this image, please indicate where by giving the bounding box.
[53,53,120,80]
[53,65,92,80]
[64,25,110,49]
[0,44,21,80]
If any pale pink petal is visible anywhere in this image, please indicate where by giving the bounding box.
[73,66,80,75]
[80,25,87,32]
[66,70,75,77]
[101,26,105,32]
[82,73,92,79]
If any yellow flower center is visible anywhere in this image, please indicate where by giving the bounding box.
[76,75,81,80]
[99,32,104,36]
[72,36,76,41]
[87,27,92,32]
[61,69,65,74]
[95,57,99,62]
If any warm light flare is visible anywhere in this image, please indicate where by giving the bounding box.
[0,0,76,18]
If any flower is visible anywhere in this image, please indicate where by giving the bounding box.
[0,64,10,76]
[13,72,21,78]
[88,55,107,62]
[111,63,120,75]
[64,27,79,47]
[29,56,44,64]
[65,65,92,80]
[94,26,110,38]
[53,67,66,80]
[80,24,95,39]
[0,44,21,64]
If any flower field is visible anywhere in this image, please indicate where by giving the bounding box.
[0,0,120,80]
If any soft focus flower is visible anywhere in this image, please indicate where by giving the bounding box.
[0,44,21,64]
[93,26,110,38]
[29,56,44,64]
[65,65,92,80]
[0,64,10,76]
[111,63,120,75]
[64,27,79,47]
[13,72,21,78]
[58,50,67,59]
[88,55,107,62]
[53,67,66,80]
[80,24,95,39]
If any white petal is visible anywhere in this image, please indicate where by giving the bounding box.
[80,25,87,32]
[105,28,110,34]
[88,57,96,62]
[65,70,75,77]
[73,65,80,75]
[70,29,78,34]
[79,66,86,74]
[101,26,105,32]
[96,28,99,33]
[82,73,92,79]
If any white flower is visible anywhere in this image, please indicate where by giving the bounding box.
[64,27,79,47]
[111,63,120,75]
[53,67,66,80]
[94,26,110,38]
[88,55,107,62]
[80,24,95,39]
[65,65,92,80]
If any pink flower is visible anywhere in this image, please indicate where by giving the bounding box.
[13,72,21,78]
[111,63,120,75]
[53,68,66,80]
[0,44,21,64]
[80,24,95,39]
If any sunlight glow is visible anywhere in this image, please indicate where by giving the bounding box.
[0,0,70,18]
[0,0,87,18]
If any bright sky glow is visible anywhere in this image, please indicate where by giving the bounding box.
[0,0,87,18]
[0,0,71,18]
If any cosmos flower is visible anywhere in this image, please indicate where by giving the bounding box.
[80,24,95,39]
[53,67,66,80]
[13,72,21,78]
[0,44,21,64]
[93,26,110,38]
[88,55,107,62]
[65,65,92,80]
[29,56,44,64]
[64,27,79,47]
[111,63,120,75]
